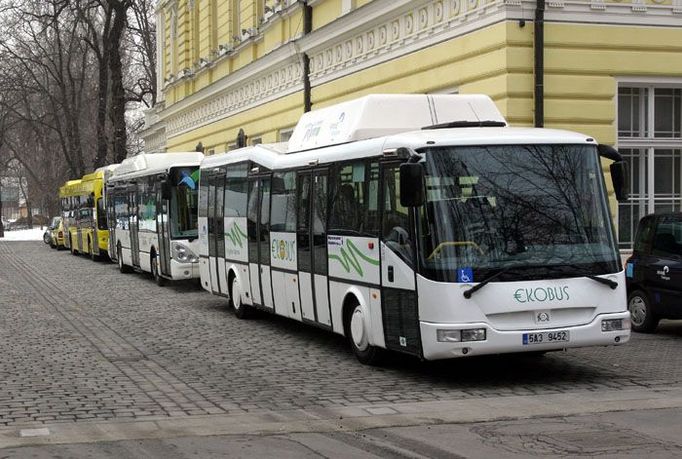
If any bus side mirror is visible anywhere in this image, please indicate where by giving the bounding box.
[610,161,629,202]
[597,144,629,203]
[161,181,172,200]
[400,163,425,207]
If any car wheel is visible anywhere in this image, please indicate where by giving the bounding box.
[628,290,659,333]
[151,252,166,287]
[231,277,253,319]
[70,237,78,256]
[346,301,384,365]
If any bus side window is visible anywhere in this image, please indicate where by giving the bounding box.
[382,166,413,265]
[329,160,379,236]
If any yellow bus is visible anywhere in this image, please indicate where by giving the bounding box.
[77,170,106,259]
[58,179,82,253]
[59,166,118,260]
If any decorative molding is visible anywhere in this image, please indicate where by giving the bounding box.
[145,0,682,149]
[164,56,303,138]
[674,0,682,13]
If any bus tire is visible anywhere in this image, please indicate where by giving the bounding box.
[117,244,132,274]
[628,290,659,333]
[90,238,99,261]
[70,236,78,256]
[230,277,253,319]
[345,299,384,366]
[151,251,166,287]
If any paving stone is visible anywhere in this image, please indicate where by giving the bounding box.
[1,241,682,428]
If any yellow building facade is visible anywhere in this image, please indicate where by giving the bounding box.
[144,0,682,248]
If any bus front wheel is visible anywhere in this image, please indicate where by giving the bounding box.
[151,252,166,287]
[117,245,132,274]
[346,301,384,366]
[90,238,99,261]
[231,277,253,319]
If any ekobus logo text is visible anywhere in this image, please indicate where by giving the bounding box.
[513,286,570,303]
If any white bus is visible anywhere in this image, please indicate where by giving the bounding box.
[198,94,631,364]
[107,152,203,285]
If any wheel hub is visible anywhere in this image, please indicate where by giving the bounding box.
[629,296,646,326]
[350,307,368,351]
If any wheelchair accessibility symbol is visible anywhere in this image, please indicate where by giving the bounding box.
[457,267,474,283]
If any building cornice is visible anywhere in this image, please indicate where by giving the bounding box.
[146,0,682,147]
[160,42,304,138]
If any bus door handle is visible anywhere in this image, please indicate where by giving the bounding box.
[387,265,394,283]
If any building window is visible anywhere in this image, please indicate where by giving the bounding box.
[617,85,682,249]
[279,128,294,142]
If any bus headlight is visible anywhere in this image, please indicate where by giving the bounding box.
[601,318,630,332]
[172,242,199,263]
[437,328,486,343]
[437,330,461,342]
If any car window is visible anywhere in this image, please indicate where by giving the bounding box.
[652,216,682,258]
[633,217,656,254]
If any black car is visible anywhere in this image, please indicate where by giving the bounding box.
[626,212,682,332]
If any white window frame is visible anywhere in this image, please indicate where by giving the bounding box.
[616,78,682,250]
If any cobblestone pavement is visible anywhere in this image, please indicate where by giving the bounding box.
[1,241,681,428]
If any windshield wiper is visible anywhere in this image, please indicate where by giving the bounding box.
[584,274,618,289]
[545,265,618,290]
[463,267,517,299]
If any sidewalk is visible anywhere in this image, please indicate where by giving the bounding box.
[2,384,681,457]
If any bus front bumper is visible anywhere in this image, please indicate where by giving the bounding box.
[169,259,200,280]
[420,311,631,360]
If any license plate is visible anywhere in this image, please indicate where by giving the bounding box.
[522,330,570,345]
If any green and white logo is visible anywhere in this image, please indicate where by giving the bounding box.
[328,239,379,277]
[225,223,247,248]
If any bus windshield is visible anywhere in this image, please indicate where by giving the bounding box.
[169,167,199,239]
[418,144,620,283]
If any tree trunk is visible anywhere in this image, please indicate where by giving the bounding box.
[109,0,129,164]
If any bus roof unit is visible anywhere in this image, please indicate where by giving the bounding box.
[110,153,203,182]
[287,94,507,152]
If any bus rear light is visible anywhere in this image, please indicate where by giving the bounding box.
[601,318,629,332]
[437,328,486,343]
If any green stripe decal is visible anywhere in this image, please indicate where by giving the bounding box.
[329,239,379,277]
[226,223,248,248]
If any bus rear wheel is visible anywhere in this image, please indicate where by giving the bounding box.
[346,301,384,366]
[151,252,166,286]
[231,277,253,319]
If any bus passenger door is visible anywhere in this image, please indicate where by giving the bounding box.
[297,170,330,326]
[379,162,421,356]
[156,182,171,276]
[214,167,227,295]
[247,176,273,309]
[207,173,219,292]
[129,188,140,267]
